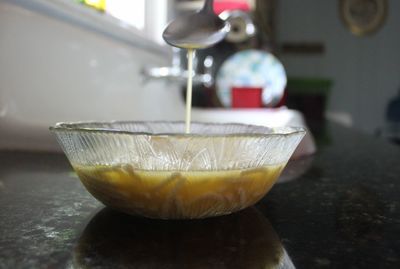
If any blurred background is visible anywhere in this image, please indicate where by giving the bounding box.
[1,0,399,150]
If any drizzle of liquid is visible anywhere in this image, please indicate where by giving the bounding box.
[74,164,285,219]
[185,49,195,133]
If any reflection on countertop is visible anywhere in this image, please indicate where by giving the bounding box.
[72,207,294,269]
[278,155,315,184]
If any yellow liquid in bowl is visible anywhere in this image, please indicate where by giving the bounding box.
[74,164,285,219]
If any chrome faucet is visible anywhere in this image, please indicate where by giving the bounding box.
[142,48,214,87]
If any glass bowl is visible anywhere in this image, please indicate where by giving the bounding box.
[50,121,305,219]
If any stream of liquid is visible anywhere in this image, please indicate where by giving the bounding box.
[185,49,195,133]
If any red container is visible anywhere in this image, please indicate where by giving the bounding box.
[214,0,250,14]
[231,87,263,108]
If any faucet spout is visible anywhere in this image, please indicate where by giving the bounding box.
[141,50,214,87]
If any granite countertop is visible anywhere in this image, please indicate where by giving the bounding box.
[0,124,399,268]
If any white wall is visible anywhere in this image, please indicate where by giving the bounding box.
[0,0,184,151]
[276,0,400,133]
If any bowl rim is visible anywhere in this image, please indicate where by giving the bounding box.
[49,120,306,138]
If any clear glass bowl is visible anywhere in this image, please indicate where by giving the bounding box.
[50,121,305,219]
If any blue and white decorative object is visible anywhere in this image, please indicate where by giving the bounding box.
[216,50,287,107]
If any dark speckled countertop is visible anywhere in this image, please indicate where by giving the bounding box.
[0,124,399,268]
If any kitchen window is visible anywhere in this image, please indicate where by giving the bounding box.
[78,0,170,44]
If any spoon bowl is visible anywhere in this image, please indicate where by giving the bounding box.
[163,0,229,49]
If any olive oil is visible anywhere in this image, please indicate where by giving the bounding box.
[74,164,285,219]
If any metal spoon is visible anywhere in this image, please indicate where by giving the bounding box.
[162,0,229,49]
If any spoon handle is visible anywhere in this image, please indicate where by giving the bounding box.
[202,0,214,13]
